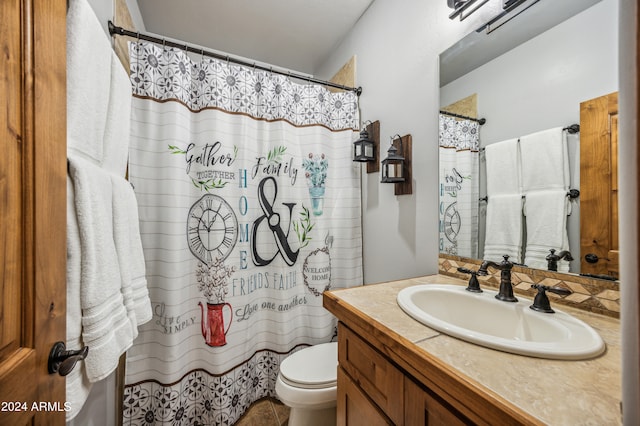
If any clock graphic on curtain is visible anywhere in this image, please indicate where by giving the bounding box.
[443,202,461,243]
[187,194,238,263]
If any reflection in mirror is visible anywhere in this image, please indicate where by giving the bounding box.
[438,0,618,278]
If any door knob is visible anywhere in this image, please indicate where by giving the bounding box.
[585,253,599,263]
[48,341,89,376]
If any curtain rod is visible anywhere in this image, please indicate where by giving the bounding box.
[439,110,487,125]
[108,21,363,96]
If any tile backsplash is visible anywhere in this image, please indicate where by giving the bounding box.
[439,254,620,318]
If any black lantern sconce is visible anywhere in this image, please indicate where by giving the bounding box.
[381,135,405,183]
[381,134,412,195]
[353,121,375,162]
[353,120,380,173]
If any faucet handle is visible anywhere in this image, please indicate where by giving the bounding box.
[457,267,483,293]
[530,284,572,313]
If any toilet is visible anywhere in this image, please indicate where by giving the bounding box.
[275,342,338,426]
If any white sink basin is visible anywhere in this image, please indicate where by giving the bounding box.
[397,284,606,360]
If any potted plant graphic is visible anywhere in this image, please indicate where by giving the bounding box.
[196,260,235,347]
[302,153,328,216]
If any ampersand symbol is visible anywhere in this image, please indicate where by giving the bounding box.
[251,177,299,266]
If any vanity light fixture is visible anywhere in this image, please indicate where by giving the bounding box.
[447,0,490,21]
[353,121,376,163]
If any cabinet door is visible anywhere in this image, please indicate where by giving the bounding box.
[405,377,472,426]
[338,323,404,424]
[337,367,393,426]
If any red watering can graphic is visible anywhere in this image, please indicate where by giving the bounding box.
[198,302,232,347]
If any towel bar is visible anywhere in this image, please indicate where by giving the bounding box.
[480,190,580,202]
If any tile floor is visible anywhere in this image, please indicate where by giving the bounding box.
[235,397,290,426]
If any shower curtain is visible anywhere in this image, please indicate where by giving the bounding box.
[122,41,363,425]
[438,114,480,258]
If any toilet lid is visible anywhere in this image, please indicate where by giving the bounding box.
[279,342,338,388]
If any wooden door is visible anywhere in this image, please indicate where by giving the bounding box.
[580,92,619,278]
[0,1,67,425]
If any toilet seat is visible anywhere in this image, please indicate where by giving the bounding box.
[279,342,337,389]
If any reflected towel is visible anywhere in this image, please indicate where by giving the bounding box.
[483,194,523,264]
[524,190,571,272]
[484,139,521,196]
[520,127,569,191]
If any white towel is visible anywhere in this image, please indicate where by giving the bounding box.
[67,155,134,383]
[111,175,152,336]
[102,52,132,176]
[485,139,521,196]
[66,0,112,164]
[524,190,571,272]
[65,176,92,421]
[483,194,523,264]
[520,127,569,191]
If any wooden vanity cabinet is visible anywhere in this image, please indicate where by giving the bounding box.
[337,323,473,426]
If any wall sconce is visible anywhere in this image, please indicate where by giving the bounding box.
[381,134,412,195]
[353,120,380,173]
[353,121,375,162]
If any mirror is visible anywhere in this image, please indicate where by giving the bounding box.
[438,0,618,277]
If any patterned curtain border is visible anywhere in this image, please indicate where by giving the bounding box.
[439,114,480,151]
[123,349,291,426]
[129,41,359,132]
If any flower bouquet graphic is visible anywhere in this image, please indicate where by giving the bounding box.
[196,260,235,347]
[302,153,328,216]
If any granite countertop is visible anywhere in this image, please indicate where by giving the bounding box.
[326,274,622,425]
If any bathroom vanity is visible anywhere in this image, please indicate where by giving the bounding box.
[323,275,621,425]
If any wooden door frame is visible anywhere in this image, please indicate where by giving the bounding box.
[30,1,67,422]
[24,0,67,423]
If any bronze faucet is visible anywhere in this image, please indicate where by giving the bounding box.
[478,255,518,302]
[530,284,572,313]
[546,249,573,271]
